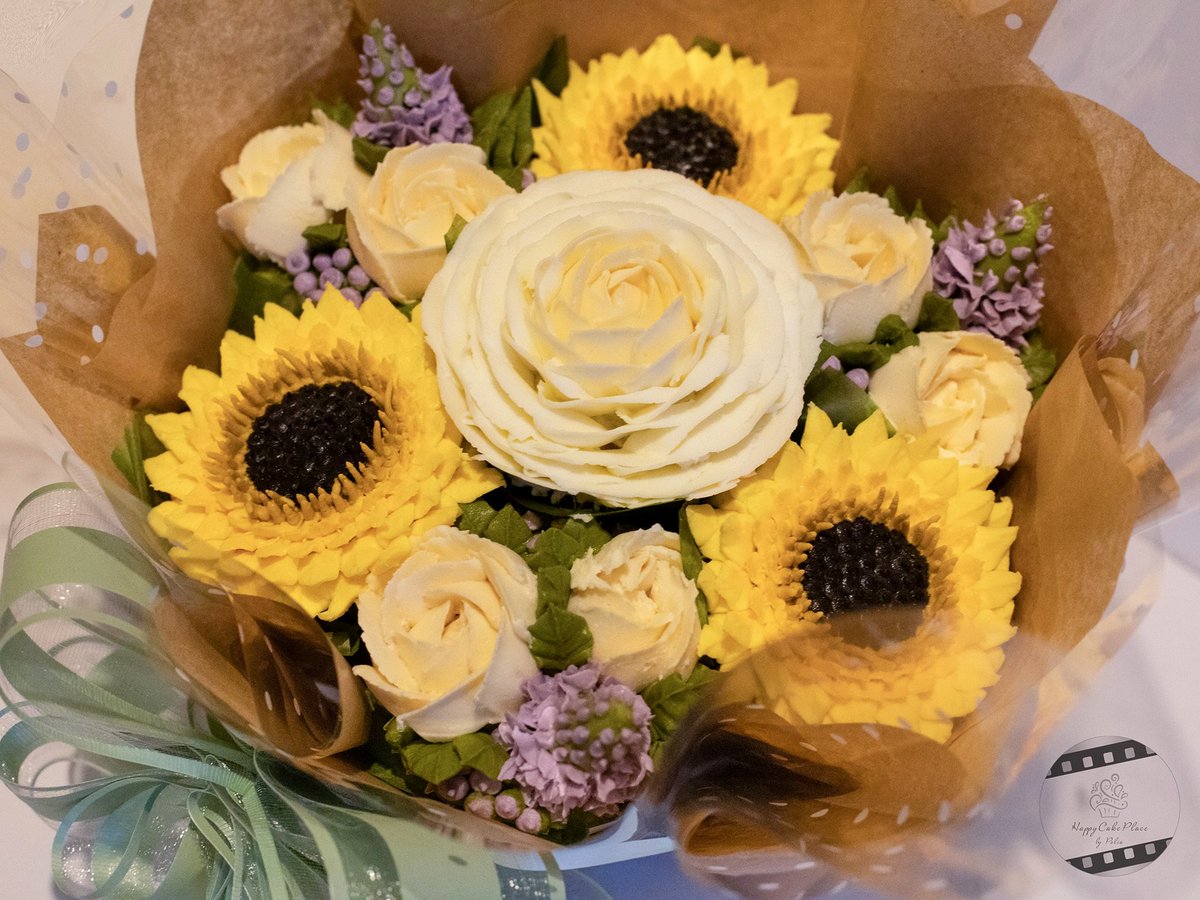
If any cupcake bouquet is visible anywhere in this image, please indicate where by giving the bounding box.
[2,1,1199,897]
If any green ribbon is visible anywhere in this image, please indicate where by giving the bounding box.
[0,483,572,899]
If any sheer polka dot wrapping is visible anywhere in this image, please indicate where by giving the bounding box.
[0,1,152,340]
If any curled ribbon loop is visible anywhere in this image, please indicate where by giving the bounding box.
[0,482,567,898]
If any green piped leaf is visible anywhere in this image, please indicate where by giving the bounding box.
[492,98,520,171]
[883,185,908,218]
[642,666,719,763]
[456,499,500,537]
[525,527,584,570]
[677,508,703,582]
[472,85,534,181]
[1020,330,1058,401]
[327,630,361,658]
[367,762,417,793]
[401,739,466,785]
[803,368,880,434]
[554,809,593,845]
[455,499,531,552]
[916,292,961,333]
[529,605,592,672]
[383,719,415,752]
[536,566,573,616]
[907,200,955,244]
[352,136,390,174]
[390,724,509,785]
[677,506,708,626]
[443,214,468,253]
[493,166,527,191]
[229,254,302,337]
[526,518,610,615]
[691,36,745,59]
[321,608,364,659]
[302,222,348,250]
[563,518,610,556]
[874,314,920,353]
[912,201,957,244]
[311,96,355,128]
[525,519,610,572]
[530,35,570,97]
[511,86,534,167]
[471,90,515,156]
[112,412,168,507]
[452,732,507,780]
[482,505,532,553]
[822,314,919,372]
[841,167,870,194]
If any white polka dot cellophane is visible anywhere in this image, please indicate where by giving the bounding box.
[0,0,154,346]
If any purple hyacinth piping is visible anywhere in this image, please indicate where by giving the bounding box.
[931,197,1053,348]
[353,21,472,148]
[496,664,653,823]
[285,246,384,306]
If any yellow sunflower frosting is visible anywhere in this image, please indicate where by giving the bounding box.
[531,34,838,221]
[144,289,501,619]
[686,408,1019,742]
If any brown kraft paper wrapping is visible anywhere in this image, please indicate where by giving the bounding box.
[2,0,1200,886]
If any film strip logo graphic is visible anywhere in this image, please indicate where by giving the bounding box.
[1065,838,1172,875]
[1044,738,1155,779]
[1040,735,1179,877]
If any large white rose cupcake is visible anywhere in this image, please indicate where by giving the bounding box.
[421,168,823,507]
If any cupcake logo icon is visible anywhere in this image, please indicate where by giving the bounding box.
[1089,774,1129,819]
[1039,736,1179,876]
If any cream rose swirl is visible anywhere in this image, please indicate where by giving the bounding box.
[422,169,822,507]
[784,189,934,344]
[347,142,513,300]
[868,330,1032,468]
[354,526,538,741]
[568,526,701,691]
[217,111,359,264]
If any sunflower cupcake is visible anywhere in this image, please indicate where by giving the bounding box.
[143,289,500,619]
[531,34,838,221]
[686,408,1020,741]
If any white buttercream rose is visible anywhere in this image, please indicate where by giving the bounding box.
[346,142,513,300]
[568,526,700,691]
[784,189,934,344]
[422,168,823,508]
[353,526,538,741]
[867,330,1032,468]
[217,111,360,263]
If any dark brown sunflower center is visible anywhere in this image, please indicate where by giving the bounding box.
[245,381,380,499]
[802,517,930,616]
[624,105,738,185]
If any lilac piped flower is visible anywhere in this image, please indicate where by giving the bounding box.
[353,21,472,148]
[288,244,384,306]
[435,774,469,803]
[465,792,495,819]
[496,664,653,823]
[931,197,1052,348]
[469,770,503,795]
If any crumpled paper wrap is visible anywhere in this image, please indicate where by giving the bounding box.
[3,0,1200,894]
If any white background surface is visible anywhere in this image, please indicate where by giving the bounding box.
[2,1,1200,897]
